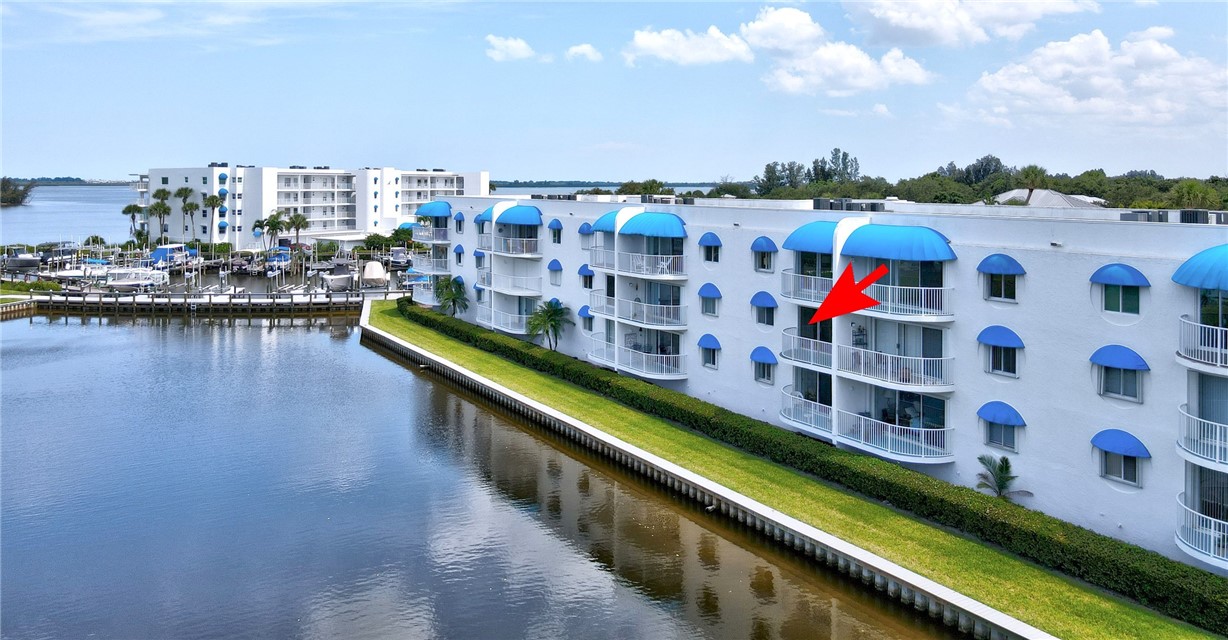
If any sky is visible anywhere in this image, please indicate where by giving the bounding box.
[2,1,1226,182]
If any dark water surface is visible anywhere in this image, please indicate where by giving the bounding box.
[1,316,955,639]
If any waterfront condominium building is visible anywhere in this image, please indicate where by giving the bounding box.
[132,164,488,249]
[414,192,1228,574]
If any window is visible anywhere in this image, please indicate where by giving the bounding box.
[550,271,561,286]
[1102,451,1139,485]
[985,421,1017,451]
[582,275,593,289]
[702,297,718,317]
[704,245,720,263]
[702,347,719,369]
[475,255,484,270]
[237,226,242,232]
[184,225,189,232]
[237,193,242,200]
[754,251,774,273]
[582,316,593,332]
[160,176,169,185]
[754,362,774,384]
[184,177,189,183]
[987,274,1016,301]
[455,219,464,234]
[1101,366,1141,402]
[475,288,484,303]
[1104,284,1140,314]
[455,252,463,266]
[756,306,774,326]
[236,177,242,183]
[552,228,562,244]
[989,346,1018,377]
[201,225,207,235]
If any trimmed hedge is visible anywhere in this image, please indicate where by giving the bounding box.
[2,280,62,292]
[395,298,1228,634]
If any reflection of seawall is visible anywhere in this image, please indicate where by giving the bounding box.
[361,305,1053,640]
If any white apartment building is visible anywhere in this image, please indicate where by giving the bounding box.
[414,193,1228,574]
[133,164,488,249]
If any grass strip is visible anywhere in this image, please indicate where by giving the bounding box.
[369,301,1208,639]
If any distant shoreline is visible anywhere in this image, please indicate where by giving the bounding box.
[10,180,129,187]
[492,180,715,188]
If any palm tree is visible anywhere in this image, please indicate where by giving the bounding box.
[434,275,469,316]
[253,218,269,253]
[202,194,223,227]
[976,454,1033,501]
[262,210,286,249]
[122,203,144,239]
[1017,165,1047,204]
[147,201,171,245]
[287,212,309,248]
[526,299,574,350]
[183,201,200,242]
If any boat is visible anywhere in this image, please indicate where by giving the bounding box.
[320,260,354,292]
[149,244,192,269]
[2,248,42,271]
[387,247,411,269]
[106,267,170,292]
[361,261,389,287]
[38,241,81,267]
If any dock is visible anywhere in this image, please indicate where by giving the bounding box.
[1,291,408,319]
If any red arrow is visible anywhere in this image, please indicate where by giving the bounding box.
[809,263,889,324]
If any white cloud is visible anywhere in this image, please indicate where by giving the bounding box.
[622,26,753,66]
[764,43,931,96]
[566,44,603,62]
[847,0,1100,47]
[969,28,1228,128]
[738,7,824,54]
[485,34,537,62]
[872,103,892,117]
[820,108,859,117]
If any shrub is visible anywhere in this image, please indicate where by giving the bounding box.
[4,280,62,292]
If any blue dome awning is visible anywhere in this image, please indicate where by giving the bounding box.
[549,297,560,305]
[619,212,687,238]
[452,275,464,286]
[472,249,485,258]
[498,205,543,226]
[698,334,721,350]
[454,211,465,222]
[841,224,957,261]
[218,188,228,197]
[592,211,619,233]
[783,220,838,254]
[475,207,493,224]
[750,346,778,364]
[577,263,595,277]
[253,229,263,237]
[578,222,594,236]
[1091,429,1151,458]
[977,325,1025,348]
[218,173,227,182]
[418,201,452,218]
[453,244,465,254]
[750,291,778,308]
[977,401,1026,427]
[218,221,229,229]
[698,283,722,299]
[1089,345,1149,371]
[977,253,1026,275]
[577,305,593,318]
[218,205,228,214]
[698,232,722,247]
[1090,263,1150,287]
[1172,244,1228,291]
[751,236,778,253]
[547,259,563,272]
[548,218,563,230]
[474,283,484,292]
[398,221,416,230]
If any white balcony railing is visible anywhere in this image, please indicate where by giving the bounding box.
[477,233,492,251]
[590,248,616,270]
[836,410,953,461]
[413,227,449,243]
[477,305,492,326]
[780,386,833,436]
[491,309,531,334]
[617,252,686,277]
[1176,493,1228,566]
[1179,315,1228,367]
[490,273,542,294]
[781,269,834,305]
[412,254,449,274]
[589,333,617,364]
[618,345,686,378]
[589,290,616,316]
[477,268,492,287]
[836,344,953,387]
[492,237,540,255]
[616,298,687,327]
[1178,404,1228,465]
[862,282,952,317]
[781,328,832,369]
[412,282,436,306]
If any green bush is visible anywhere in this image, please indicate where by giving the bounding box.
[394,300,1228,633]
[3,280,62,292]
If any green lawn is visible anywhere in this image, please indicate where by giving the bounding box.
[369,301,1206,639]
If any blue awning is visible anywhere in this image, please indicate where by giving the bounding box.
[577,263,594,277]
[453,244,465,254]
[577,305,593,318]
[218,188,228,197]
[475,207,493,224]
[547,259,563,272]
[698,334,721,350]
[218,221,229,229]
[698,232,722,247]
[977,325,1025,348]
[473,249,485,258]
[977,401,1026,427]
[419,201,452,218]
[454,211,465,222]
[452,276,464,286]
[498,205,543,226]
[548,218,563,230]
[841,224,957,261]
[1089,345,1149,370]
[578,222,594,236]
[977,253,1026,275]
[750,346,778,364]
[750,291,777,308]
[1172,244,1228,291]
[619,212,687,238]
[698,283,722,299]
[549,297,560,305]
[218,205,228,214]
[398,222,416,230]
[592,211,618,233]
[1090,263,1150,287]
[1091,429,1151,458]
[783,220,838,254]
[751,236,778,253]
[474,283,484,291]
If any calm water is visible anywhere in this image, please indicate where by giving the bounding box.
[1,316,954,639]
[0,185,136,246]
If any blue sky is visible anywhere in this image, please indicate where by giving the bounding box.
[3,1,1226,182]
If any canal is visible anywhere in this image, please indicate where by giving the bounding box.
[1,315,957,639]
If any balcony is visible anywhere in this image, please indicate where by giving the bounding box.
[781,269,834,305]
[836,410,953,463]
[491,309,531,334]
[412,254,449,274]
[860,283,952,320]
[616,298,686,328]
[477,304,492,326]
[477,233,492,251]
[589,290,615,316]
[780,328,832,369]
[779,386,833,439]
[1175,493,1228,570]
[590,248,616,270]
[490,273,542,295]
[477,268,492,287]
[1176,404,1228,471]
[836,344,954,391]
[589,333,617,366]
[411,282,436,306]
[413,227,449,244]
[616,252,686,279]
[492,237,540,256]
[1178,316,1228,369]
[618,345,686,379]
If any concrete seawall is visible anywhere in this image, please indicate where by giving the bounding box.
[359,301,1057,640]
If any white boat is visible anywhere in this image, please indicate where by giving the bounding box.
[387,247,410,269]
[106,267,170,292]
[361,261,388,287]
[320,260,354,292]
[2,249,42,271]
[149,244,193,269]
